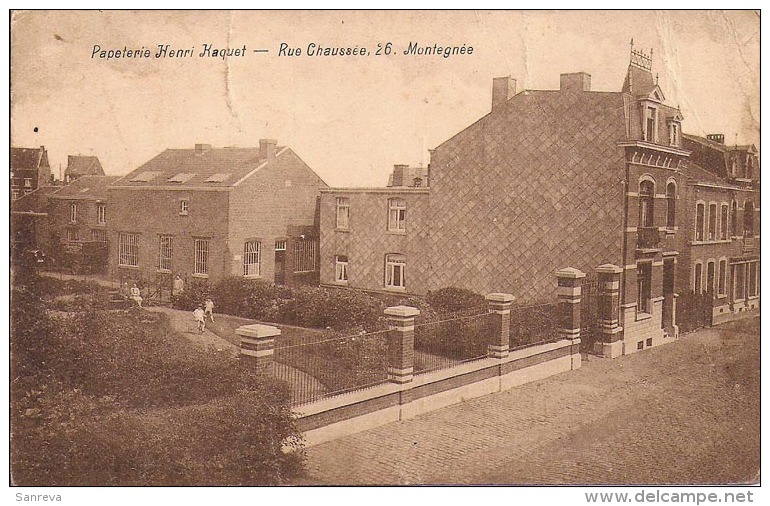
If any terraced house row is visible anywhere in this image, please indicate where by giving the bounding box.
[11,47,759,358]
[319,47,760,357]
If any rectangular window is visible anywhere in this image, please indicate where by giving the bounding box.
[243,241,261,277]
[180,200,189,216]
[91,229,107,242]
[388,198,407,232]
[720,205,729,240]
[734,264,746,300]
[718,259,727,297]
[695,203,705,241]
[274,240,286,251]
[669,122,679,146]
[645,107,656,142]
[67,228,79,243]
[118,233,139,267]
[335,197,350,229]
[194,238,209,276]
[694,263,702,295]
[70,202,78,223]
[293,239,316,273]
[637,262,651,313]
[24,178,32,188]
[335,255,349,284]
[385,254,406,289]
[158,235,173,272]
[11,189,19,200]
[708,204,717,241]
[706,261,715,294]
[748,262,758,297]
[97,204,107,225]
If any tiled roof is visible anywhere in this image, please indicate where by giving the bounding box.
[50,175,120,200]
[682,133,729,152]
[683,162,733,186]
[65,155,104,177]
[112,146,283,188]
[11,147,43,171]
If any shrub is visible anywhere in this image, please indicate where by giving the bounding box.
[169,278,210,311]
[211,276,285,322]
[426,287,486,314]
[278,286,385,331]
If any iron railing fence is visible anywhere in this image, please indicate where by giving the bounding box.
[272,328,390,406]
[509,302,561,350]
[413,312,495,374]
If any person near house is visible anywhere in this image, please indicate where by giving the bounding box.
[129,283,143,308]
[193,305,206,333]
[173,275,185,295]
[204,297,215,322]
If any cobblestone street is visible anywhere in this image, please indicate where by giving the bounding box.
[294,317,760,485]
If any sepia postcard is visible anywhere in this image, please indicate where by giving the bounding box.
[8,9,760,498]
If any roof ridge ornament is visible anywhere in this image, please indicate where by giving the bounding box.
[629,39,653,71]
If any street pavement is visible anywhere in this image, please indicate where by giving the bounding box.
[294,317,760,485]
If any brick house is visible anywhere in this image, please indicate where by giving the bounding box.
[678,134,760,324]
[320,47,758,356]
[64,155,105,183]
[10,146,52,200]
[107,140,328,288]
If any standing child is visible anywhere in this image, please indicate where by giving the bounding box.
[193,305,206,333]
[204,297,215,322]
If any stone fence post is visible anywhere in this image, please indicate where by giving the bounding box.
[555,267,585,369]
[485,293,515,358]
[596,264,624,358]
[384,305,419,384]
[236,324,280,375]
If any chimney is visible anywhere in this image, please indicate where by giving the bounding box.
[492,76,517,111]
[259,139,277,159]
[559,72,591,92]
[706,134,725,144]
[194,143,212,155]
[392,164,408,186]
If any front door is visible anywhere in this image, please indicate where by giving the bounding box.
[274,250,285,285]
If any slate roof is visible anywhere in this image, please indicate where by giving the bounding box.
[49,175,120,200]
[112,146,284,188]
[621,64,657,97]
[683,162,734,186]
[10,185,61,214]
[65,155,105,178]
[11,147,45,171]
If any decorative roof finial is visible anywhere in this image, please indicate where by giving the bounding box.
[655,73,659,85]
[629,40,653,71]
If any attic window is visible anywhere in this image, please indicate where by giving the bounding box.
[167,173,196,183]
[204,173,231,183]
[130,171,160,182]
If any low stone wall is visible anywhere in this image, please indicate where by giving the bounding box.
[295,338,578,447]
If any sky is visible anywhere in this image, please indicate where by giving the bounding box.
[10,10,760,187]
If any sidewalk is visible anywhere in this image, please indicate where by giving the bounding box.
[294,318,760,485]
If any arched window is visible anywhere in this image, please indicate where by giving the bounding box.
[639,180,654,228]
[706,261,716,295]
[747,156,754,179]
[744,201,755,238]
[665,182,676,228]
[695,202,705,241]
[694,263,703,294]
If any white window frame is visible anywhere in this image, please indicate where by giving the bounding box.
[97,203,107,225]
[695,201,705,242]
[243,240,261,277]
[385,254,406,290]
[118,233,139,267]
[644,106,658,143]
[693,261,703,295]
[158,235,173,272]
[669,121,680,147]
[194,238,209,276]
[24,178,32,188]
[388,198,407,232]
[335,197,350,230]
[67,228,79,243]
[335,255,349,284]
[275,240,287,251]
[70,202,78,223]
[707,202,717,241]
[11,189,19,200]
[91,229,107,243]
[179,199,189,216]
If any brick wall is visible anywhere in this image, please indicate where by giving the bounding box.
[47,197,105,245]
[319,189,430,295]
[106,187,230,283]
[428,90,626,302]
[228,148,327,284]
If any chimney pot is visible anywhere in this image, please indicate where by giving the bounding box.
[559,72,591,92]
[195,143,212,155]
[260,138,278,159]
[706,134,725,144]
[492,76,517,112]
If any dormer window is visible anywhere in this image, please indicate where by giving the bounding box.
[645,107,657,143]
[669,122,680,147]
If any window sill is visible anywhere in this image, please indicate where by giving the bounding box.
[243,275,262,279]
[96,223,107,227]
[334,280,349,286]
[191,273,209,279]
[179,212,189,217]
[118,265,140,270]
[335,228,350,233]
[635,311,653,322]
[386,230,406,236]
[157,269,171,274]
[690,239,732,246]
[384,285,406,292]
